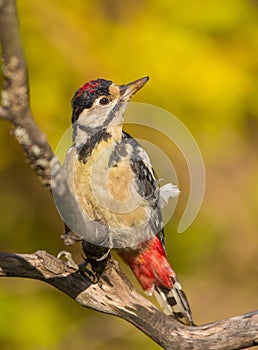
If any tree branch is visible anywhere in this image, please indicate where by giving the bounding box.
[0,251,257,350]
[0,0,56,188]
[0,0,82,234]
[0,1,257,349]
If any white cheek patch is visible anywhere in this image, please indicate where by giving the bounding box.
[79,108,107,128]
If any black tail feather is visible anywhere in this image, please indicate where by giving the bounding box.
[154,278,195,326]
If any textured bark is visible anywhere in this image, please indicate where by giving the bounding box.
[0,251,257,350]
[0,1,257,349]
[0,0,54,188]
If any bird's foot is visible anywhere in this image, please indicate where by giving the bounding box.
[57,250,79,271]
[57,248,110,284]
[77,259,100,283]
[80,242,111,284]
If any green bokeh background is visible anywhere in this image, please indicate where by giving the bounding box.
[0,0,257,349]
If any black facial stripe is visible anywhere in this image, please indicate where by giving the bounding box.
[72,123,105,143]
[103,100,123,127]
[78,124,100,134]
[78,129,111,164]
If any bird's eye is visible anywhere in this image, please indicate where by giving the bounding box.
[99,97,110,105]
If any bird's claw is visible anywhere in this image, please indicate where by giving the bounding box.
[57,250,79,271]
[77,260,100,283]
[57,250,101,283]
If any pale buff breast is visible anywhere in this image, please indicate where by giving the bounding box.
[69,140,150,231]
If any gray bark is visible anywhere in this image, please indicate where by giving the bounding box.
[0,1,257,349]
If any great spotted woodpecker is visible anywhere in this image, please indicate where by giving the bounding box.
[64,77,194,325]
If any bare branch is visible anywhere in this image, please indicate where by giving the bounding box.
[0,1,257,349]
[0,0,76,214]
[0,0,56,188]
[0,251,257,350]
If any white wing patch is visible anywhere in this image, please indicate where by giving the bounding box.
[159,183,180,208]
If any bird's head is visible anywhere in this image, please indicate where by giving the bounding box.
[71,77,149,133]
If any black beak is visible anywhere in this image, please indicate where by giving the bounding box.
[119,76,149,99]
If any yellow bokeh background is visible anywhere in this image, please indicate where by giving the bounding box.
[0,0,257,349]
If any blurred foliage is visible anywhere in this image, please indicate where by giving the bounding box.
[0,0,258,349]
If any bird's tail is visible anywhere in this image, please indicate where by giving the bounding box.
[154,276,194,325]
[118,235,194,326]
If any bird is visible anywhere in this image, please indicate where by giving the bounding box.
[64,76,194,325]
